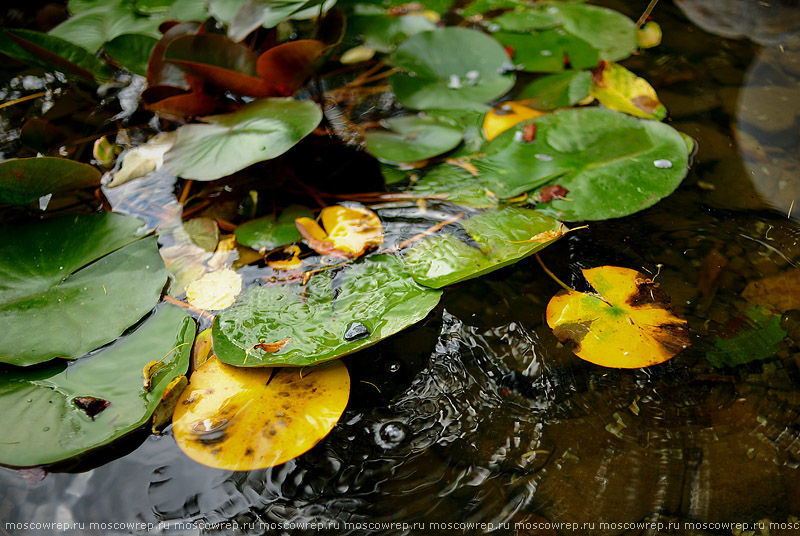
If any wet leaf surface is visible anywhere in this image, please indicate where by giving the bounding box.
[213,254,442,366]
[402,207,563,288]
[0,306,193,467]
[364,115,463,163]
[172,356,349,470]
[706,307,787,368]
[590,60,667,120]
[389,27,515,110]
[234,205,313,251]
[185,268,243,311]
[516,70,592,110]
[546,266,690,368]
[0,157,101,206]
[0,213,166,366]
[295,205,383,259]
[482,101,545,141]
[162,98,322,180]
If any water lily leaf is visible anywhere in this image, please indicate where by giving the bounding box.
[0,306,194,467]
[267,245,303,270]
[364,115,463,163]
[547,3,637,62]
[296,205,383,259]
[186,269,243,311]
[494,29,598,72]
[229,0,334,41]
[1,29,112,82]
[706,307,786,368]
[295,205,383,259]
[255,39,328,96]
[234,205,313,251]
[49,1,164,53]
[516,70,592,110]
[590,60,667,120]
[478,107,689,220]
[482,101,545,141]
[0,157,101,206]
[546,266,690,368]
[0,213,167,366]
[103,33,159,76]
[389,27,515,110]
[152,375,188,432]
[348,13,436,53]
[491,8,561,31]
[183,217,219,253]
[162,98,322,181]
[212,254,442,366]
[172,356,349,470]
[637,21,662,49]
[402,207,563,288]
[410,165,498,208]
[20,119,67,155]
[108,132,177,188]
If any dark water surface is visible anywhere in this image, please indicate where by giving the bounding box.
[3,1,800,535]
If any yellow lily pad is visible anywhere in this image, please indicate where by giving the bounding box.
[295,205,383,259]
[482,101,545,141]
[185,268,242,310]
[590,60,666,120]
[172,357,350,470]
[546,266,689,368]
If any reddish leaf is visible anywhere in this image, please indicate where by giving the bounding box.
[19,119,66,154]
[522,122,537,142]
[256,39,326,96]
[538,185,569,203]
[147,21,201,88]
[142,86,217,117]
[504,45,515,58]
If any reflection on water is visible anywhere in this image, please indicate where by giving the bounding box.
[3,1,800,535]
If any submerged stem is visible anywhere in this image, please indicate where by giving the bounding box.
[535,253,572,293]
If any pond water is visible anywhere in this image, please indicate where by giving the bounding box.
[3,1,800,535]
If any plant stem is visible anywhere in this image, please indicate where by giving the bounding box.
[636,0,659,28]
[535,253,573,293]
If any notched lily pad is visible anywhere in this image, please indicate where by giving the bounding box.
[234,204,313,251]
[0,213,167,366]
[402,207,563,288]
[546,266,690,368]
[172,356,349,470]
[364,115,463,163]
[212,254,442,366]
[0,306,194,467]
[0,157,101,206]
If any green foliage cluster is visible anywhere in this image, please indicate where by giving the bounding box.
[0,0,692,467]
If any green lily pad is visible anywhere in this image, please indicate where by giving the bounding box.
[0,306,194,467]
[389,27,515,110]
[103,33,158,76]
[0,213,167,366]
[494,29,598,72]
[477,108,689,220]
[162,98,322,181]
[402,207,562,288]
[410,164,498,208]
[347,13,436,53]
[228,0,333,41]
[0,157,101,206]
[365,115,463,163]
[0,29,113,82]
[516,70,592,110]
[234,204,313,250]
[491,8,561,31]
[550,3,636,62]
[212,254,442,366]
[49,0,165,52]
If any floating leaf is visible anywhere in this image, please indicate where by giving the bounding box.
[493,29,598,72]
[108,132,177,188]
[637,21,662,49]
[183,218,220,253]
[364,115,463,163]
[389,27,515,110]
[546,266,689,368]
[547,3,637,62]
[402,207,563,288]
[228,0,334,41]
[152,376,188,433]
[267,245,303,271]
[0,306,194,467]
[0,213,166,366]
[102,33,158,76]
[296,205,383,259]
[482,101,545,141]
[20,119,67,155]
[212,254,442,366]
[49,1,164,53]
[348,13,436,53]
[172,356,349,470]
[706,307,787,368]
[0,157,101,206]
[479,107,689,220]
[162,98,322,181]
[185,269,243,311]
[516,70,592,110]
[1,29,112,82]
[235,205,313,251]
[590,60,667,120]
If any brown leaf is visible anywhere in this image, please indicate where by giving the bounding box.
[538,185,569,203]
[73,396,109,420]
[522,123,537,142]
[254,337,291,353]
